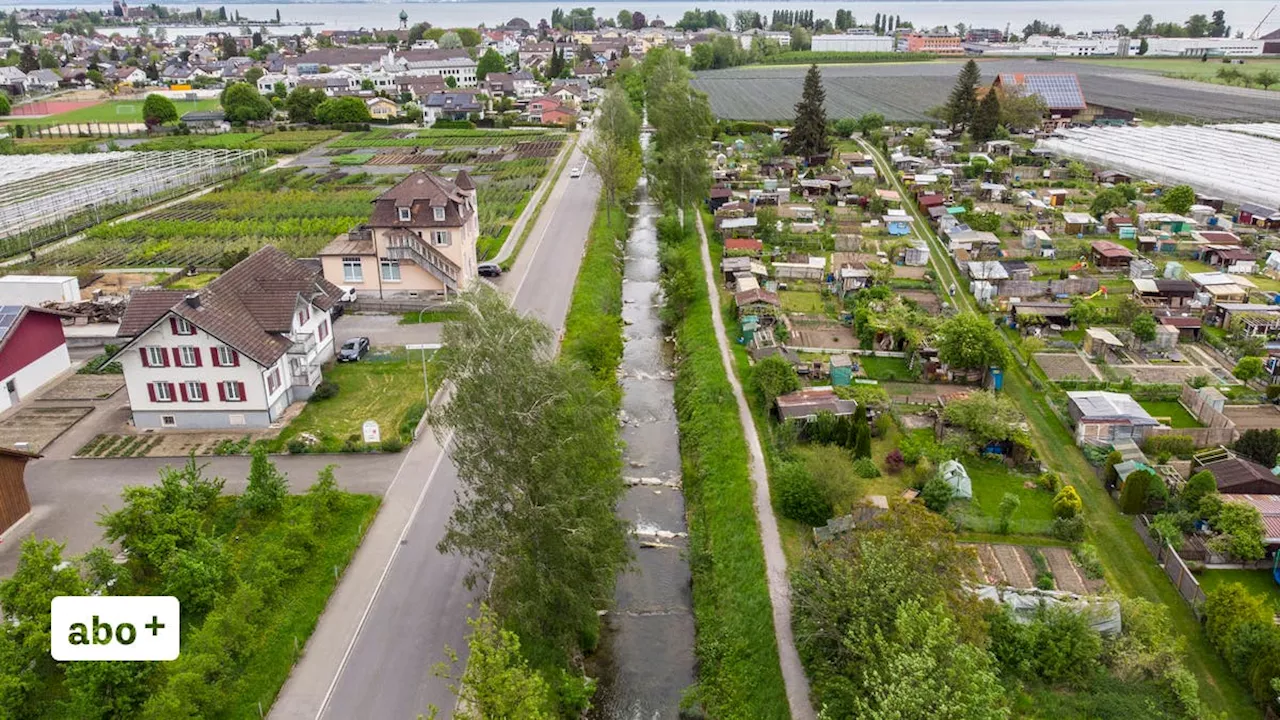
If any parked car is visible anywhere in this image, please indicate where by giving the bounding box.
[478,262,502,278]
[337,286,358,303]
[337,337,370,362]
[569,166,582,178]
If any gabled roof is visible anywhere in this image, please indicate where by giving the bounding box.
[370,171,472,228]
[116,247,340,367]
[1091,240,1134,259]
[995,72,1086,110]
[1202,457,1280,494]
[1067,391,1159,426]
[0,305,68,356]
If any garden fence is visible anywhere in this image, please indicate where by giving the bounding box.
[1134,515,1207,614]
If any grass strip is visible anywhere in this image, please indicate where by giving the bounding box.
[669,214,790,718]
[561,195,627,384]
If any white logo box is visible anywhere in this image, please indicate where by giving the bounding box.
[51,596,180,661]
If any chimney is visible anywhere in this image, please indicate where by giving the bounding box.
[184,294,201,309]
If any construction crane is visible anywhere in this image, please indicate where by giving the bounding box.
[1251,4,1277,39]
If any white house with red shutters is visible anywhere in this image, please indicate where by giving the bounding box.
[114,247,342,430]
[0,305,71,413]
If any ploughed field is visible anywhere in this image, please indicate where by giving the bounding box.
[692,59,1280,122]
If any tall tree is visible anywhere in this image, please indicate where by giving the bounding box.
[946,59,982,131]
[646,49,713,209]
[970,87,1001,142]
[1162,184,1196,215]
[430,287,629,659]
[142,93,178,128]
[583,85,642,226]
[437,604,556,719]
[786,64,829,158]
[475,47,505,80]
[18,45,37,73]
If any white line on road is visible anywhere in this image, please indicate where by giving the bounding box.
[315,424,456,720]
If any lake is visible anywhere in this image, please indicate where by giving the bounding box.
[2,0,1277,39]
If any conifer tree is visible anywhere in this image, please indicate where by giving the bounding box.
[971,86,1001,142]
[946,59,982,131]
[786,64,830,159]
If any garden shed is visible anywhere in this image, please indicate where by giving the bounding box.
[938,459,973,500]
[829,354,853,386]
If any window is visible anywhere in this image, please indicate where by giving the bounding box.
[214,346,238,367]
[220,381,245,402]
[433,206,445,221]
[142,347,168,368]
[267,367,282,394]
[171,317,195,335]
[432,230,450,246]
[398,206,412,222]
[177,346,200,367]
[342,257,364,282]
[161,415,177,427]
[317,318,329,342]
[182,381,207,402]
[381,260,401,281]
[297,305,310,326]
[149,382,174,402]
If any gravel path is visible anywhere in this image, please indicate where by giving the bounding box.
[695,212,816,720]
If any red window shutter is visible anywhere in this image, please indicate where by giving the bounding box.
[179,383,189,402]
[166,383,176,402]
[231,350,240,367]
[199,382,209,402]
[170,317,178,335]
[210,348,220,367]
[147,383,156,402]
[140,348,150,368]
[236,382,246,402]
[168,348,179,367]
[218,382,226,401]
[194,348,203,367]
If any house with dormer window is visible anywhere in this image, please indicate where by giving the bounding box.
[318,171,479,298]
[113,247,341,430]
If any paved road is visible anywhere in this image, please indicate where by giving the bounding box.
[269,128,601,720]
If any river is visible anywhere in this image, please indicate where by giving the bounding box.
[3,1,1277,38]
[587,132,697,720]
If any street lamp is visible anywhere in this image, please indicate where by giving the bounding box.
[405,341,442,417]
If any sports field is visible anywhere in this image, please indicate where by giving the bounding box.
[35,98,221,124]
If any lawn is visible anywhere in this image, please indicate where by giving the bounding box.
[1080,57,1280,90]
[858,355,913,381]
[42,97,221,124]
[1198,569,1280,613]
[399,307,463,324]
[955,456,1056,535]
[1139,400,1203,429]
[779,289,825,314]
[274,348,429,452]
[166,272,219,290]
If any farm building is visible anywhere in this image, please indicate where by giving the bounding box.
[1066,390,1162,445]
[992,73,1087,125]
[0,306,71,414]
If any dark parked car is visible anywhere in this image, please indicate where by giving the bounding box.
[337,337,370,362]
[478,262,502,278]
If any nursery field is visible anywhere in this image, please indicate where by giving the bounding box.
[130,130,338,154]
[329,128,558,149]
[18,169,384,272]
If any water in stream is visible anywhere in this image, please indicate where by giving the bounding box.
[588,152,696,719]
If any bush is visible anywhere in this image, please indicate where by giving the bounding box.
[884,449,905,474]
[1052,516,1086,543]
[1141,434,1195,459]
[379,437,404,453]
[1119,469,1155,514]
[921,477,954,512]
[312,381,339,400]
[1267,384,1280,401]
[1052,485,1083,519]
[341,436,365,453]
[851,457,880,478]
[774,462,833,526]
[1072,543,1103,579]
[1036,471,1062,493]
[286,438,309,454]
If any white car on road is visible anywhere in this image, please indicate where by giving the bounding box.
[570,166,582,178]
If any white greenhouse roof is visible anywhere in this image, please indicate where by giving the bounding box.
[1037,124,1280,209]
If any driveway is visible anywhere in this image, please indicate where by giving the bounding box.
[333,313,441,348]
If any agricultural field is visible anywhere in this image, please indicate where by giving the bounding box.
[130,130,338,154]
[36,97,221,124]
[16,169,385,272]
[1079,57,1280,90]
[692,58,1280,122]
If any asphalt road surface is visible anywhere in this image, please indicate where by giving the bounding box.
[269,129,601,720]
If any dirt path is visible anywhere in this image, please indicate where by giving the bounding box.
[694,212,816,720]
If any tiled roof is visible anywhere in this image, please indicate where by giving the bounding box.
[370,171,472,228]
[117,247,341,366]
[1204,457,1280,494]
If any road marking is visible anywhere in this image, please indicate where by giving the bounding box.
[315,425,455,720]
[513,132,593,301]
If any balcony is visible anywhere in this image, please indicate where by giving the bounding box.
[290,362,321,388]
[288,333,318,356]
[384,232,460,291]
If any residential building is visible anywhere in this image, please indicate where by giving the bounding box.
[422,91,484,124]
[365,96,400,121]
[481,70,539,100]
[319,171,479,298]
[114,247,340,429]
[0,305,71,413]
[992,73,1087,126]
[900,32,964,55]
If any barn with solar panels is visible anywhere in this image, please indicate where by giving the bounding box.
[993,73,1088,128]
[0,305,70,413]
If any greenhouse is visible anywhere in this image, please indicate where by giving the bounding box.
[0,149,267,258]
[1037,124,1280,209]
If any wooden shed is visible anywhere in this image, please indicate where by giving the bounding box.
[0,446,39,535]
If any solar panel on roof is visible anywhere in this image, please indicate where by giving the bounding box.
[0,307,22,341]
